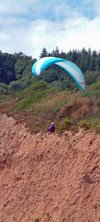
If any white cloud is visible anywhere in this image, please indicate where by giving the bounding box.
[0,0,100,58]
[58,16,100,52]
[0,15,100,58]
[0,0,37,14]
[30,16,100,57]
[0,16,27,27]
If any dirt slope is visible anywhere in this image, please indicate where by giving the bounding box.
[0,114,100,222]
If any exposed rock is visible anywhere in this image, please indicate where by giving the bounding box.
[0,114,100,222]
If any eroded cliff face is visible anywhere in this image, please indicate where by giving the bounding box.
[0,114,100,222]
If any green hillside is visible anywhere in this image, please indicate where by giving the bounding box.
[0,48,100,133]
[0,80,100,133]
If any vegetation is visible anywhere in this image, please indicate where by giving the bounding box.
[33,218,40,222]
[0,51,37,94]
[0,47,100,93]
[0,79,100,133]
[0,47,100,133]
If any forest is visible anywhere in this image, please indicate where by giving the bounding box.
[0,47,100,94]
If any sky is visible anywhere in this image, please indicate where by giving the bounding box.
[0,0,100,58]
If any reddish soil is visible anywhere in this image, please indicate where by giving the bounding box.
[0,114,100,222]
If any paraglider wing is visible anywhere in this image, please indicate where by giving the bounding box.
[32,57,85,89]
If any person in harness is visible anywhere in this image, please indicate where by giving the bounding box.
[46,122,55,132]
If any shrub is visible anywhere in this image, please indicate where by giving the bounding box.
[78,118,100,132]
[57,118,73,133]
[0,83,8,94]
[78,120,91,129]
[33,218,40,222]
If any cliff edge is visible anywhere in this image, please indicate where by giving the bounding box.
[0,114,100,222]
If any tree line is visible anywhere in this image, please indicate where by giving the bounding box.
[0,47,100,94]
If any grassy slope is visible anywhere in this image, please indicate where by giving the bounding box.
[1,80,100,133]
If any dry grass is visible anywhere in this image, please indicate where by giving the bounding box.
[58,96,97,119]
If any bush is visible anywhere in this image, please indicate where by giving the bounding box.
[78,120,91,129]
[0,83,8,94]
[33,218,40,222]
[57,118,73,133]
[78,118,100,133]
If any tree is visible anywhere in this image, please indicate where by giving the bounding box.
[40,48,48,58]
[51,47,60,57]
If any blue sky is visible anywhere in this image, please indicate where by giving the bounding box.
[0,0,100,58]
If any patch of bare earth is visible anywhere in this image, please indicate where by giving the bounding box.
[0,114,100,222]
